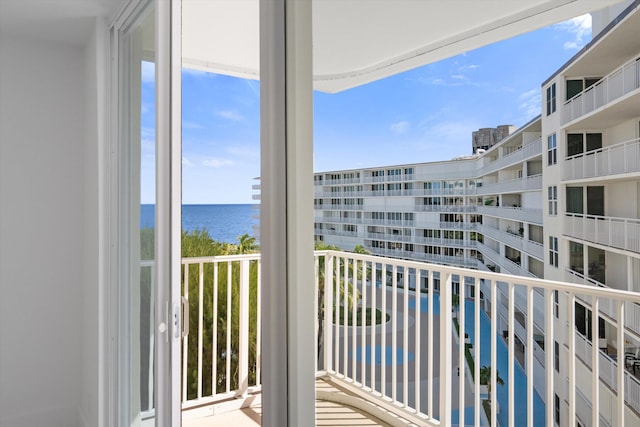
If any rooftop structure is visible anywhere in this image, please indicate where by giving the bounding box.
[472,125,516,154]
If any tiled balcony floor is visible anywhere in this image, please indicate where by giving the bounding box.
[183,378,418,427]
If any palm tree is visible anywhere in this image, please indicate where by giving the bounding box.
[479,365,505,401]
[236,233,257,254]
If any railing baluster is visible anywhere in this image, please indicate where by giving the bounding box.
[197,262,204,399]
[182,262,189,401]
[616,300,626,427]
[490,279,497,427]
[392,264,398,401]
[381,263,387,397]
[545,288,555,427]
[415,269,421,414]
[428,269,434,418]
[440,272,453,425]
[527,286,534,427]
[256,259,261,387]
[592,298,600,427]
[508,282,515,427]
[226,262,232,393]
[361,258,367,387]
[238,259,249,397]
[351,258,357,382]
[212,261,218,394]
[403,267,409,407]
[458,275,465,427]
[324,253,334,373]
[474,277,481,427]
[568,292,576,427]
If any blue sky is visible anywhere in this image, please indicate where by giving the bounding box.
[141,14,592,204]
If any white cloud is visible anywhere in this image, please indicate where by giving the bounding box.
[389,120,410,135]
[202,158,234,168]
[555,14,592,50]
[450,74,466,80]
[182,157,194,167]
[215,109,245,121]
[518,88,541,121]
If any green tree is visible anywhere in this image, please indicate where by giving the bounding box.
[236,233,257,254]
[479,365,505,400]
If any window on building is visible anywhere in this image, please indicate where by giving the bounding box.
[547,133,557,165]
[404,167,414,175]
[554,394,560,425]
[546,83,556,115]
[587,186,604,216]
[549,236,558,267]
[566,187,583,214]
[567,132,602,157]
[554,290,559,318]
[569,241,584,274]
[554,341,560,372]
[548,186,558,215]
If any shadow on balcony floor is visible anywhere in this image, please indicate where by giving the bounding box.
[183,377,421,427]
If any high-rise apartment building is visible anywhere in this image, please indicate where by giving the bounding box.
[314,2,640,424]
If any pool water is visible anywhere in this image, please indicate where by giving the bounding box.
[353,345,414,366]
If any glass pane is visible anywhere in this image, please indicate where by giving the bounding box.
[118,1,156,424]
[181,2,261,424]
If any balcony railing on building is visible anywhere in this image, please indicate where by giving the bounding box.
[563,213,640,254]
[140,251,640,426]
[563,137,640,182]
[563,56,640,125]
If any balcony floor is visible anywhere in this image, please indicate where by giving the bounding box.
[183,377,419,427]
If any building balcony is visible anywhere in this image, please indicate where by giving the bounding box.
[563,213,640,254]
[475,174,542,196]
[563,137,640,182]
[415,204,477,213]
[477,205,543,225]
[562,56,640,128]
[479,139,542,176]
[566,268,640,339]
[158,251,640,426]
[476,241,536,278]
[477,224,544,260]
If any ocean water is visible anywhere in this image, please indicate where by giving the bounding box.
[140,204,259,244]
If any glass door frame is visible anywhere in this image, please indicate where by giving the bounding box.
[108,0,182,425]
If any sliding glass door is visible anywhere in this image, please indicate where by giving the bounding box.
[113,0,181,425]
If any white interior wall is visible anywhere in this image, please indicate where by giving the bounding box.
[0,34,88,426]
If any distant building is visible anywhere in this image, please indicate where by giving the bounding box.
[472,125,515,154]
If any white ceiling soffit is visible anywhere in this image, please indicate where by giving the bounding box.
[182,0,625,93]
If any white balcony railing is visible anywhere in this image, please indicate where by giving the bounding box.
[563,56,640,125]
[563,213,640,254]
[566,268,640,338]
[475,174,542,196]
[158,251,640,426]
[479,139,542,176]
[563,137,640,182]
[574,330,640,418]
[477,205,543,225]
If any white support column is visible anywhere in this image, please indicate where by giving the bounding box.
[260,0,315,426]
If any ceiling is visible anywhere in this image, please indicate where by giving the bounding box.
[0,0,627,92]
